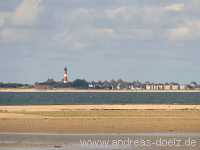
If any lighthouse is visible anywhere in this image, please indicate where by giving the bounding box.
[64,67,68,83]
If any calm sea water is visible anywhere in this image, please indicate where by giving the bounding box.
[0,92,200,105]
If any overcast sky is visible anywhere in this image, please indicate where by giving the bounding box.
[0,0,200,83]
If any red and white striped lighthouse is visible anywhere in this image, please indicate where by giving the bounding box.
[64,67,68,83]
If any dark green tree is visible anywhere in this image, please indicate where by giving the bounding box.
[72,79,89,88]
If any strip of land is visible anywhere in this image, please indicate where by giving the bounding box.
[0,105,200,133]
[1,104,200,111]
[1,88,200,92]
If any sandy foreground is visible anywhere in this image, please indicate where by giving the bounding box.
[0,105,199,133]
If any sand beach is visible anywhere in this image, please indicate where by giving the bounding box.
[0,104,199,133]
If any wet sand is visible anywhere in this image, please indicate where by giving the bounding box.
[0,105,200,133]
[0,133,200,150]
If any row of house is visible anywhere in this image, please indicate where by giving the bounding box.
[145,83,186,90]
[88,81,199,90]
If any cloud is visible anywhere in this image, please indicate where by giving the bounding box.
[0,0,42,42]
[165,3,185,12]
[12,0,42,26]
[52,30,89,50]
[0,1,198,45]
[168,27,191,40]
[95,28,115,37]
[105,7,132,19]
[168,20,200,40]
[0,28,32,42]
[49,6,159,51]
[0,0,42,27]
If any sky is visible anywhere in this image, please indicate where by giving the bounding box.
[0,0,200,84]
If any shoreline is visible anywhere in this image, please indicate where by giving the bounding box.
[1,104,200,111]
[0,133,199,149]
[0,88,200,93]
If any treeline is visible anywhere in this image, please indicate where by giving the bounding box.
[35,79,200,90]
[35,79,89,89]
[35,78,142,89]
[0,82,31,88]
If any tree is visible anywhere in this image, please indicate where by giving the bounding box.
[72,79,89,88]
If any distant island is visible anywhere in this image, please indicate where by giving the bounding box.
[1,67,200,91]
[0,79,200,91]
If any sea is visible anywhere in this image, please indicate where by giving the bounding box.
[0,92,200,105]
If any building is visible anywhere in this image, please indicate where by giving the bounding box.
[180,85,186,90]
[164,84,171,90]
[64,67,68,83]
[171,84,179,90]
[154,84,159,90]
[145,84,151,90]
[145,84,155,90]
[158,84,164,90]
[117,84,121,90]
[129,85,135,90]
